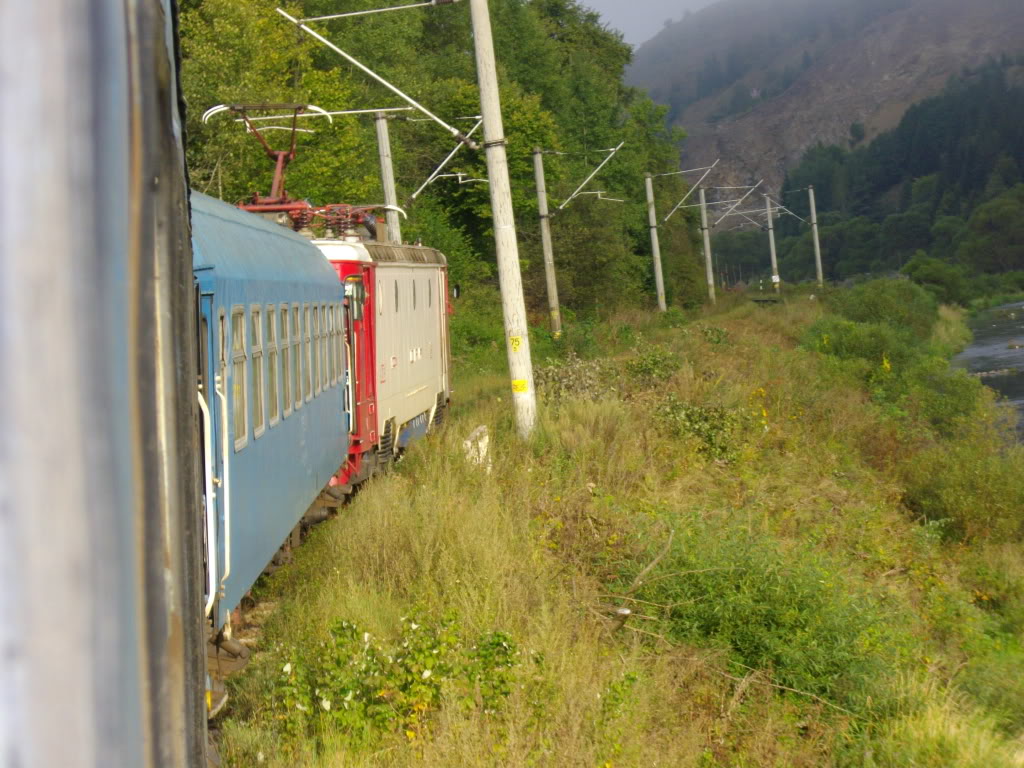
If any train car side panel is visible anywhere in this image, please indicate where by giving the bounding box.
[191,193,346,627]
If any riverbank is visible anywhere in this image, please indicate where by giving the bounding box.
[217,282,1024,767]
[955,301,1024,440]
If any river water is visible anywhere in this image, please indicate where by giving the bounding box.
[952,301,1024,439]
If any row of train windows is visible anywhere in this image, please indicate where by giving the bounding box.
[226,301,344,452]
[377,277,433,315]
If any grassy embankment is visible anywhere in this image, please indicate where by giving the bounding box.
[219,280,1024,767]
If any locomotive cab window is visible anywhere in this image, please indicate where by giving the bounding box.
[231,306,248,451]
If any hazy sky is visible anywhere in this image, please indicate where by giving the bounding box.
[582,0,715,46]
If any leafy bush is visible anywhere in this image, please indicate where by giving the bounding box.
[629,517,905,712]
[806,316,918,369]
[272,616,519,750]
[960,646,1024,734]
[624,342,682,384]
[697,324,730,345]
[655,394,744,461]
[661,307,688,329]
[534,351,620,401]
[902,253,970,305]
[900,442,1024,541]
[902,356,983,436]
[829,278,938,340]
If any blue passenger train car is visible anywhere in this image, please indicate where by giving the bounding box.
[191,192,347,628]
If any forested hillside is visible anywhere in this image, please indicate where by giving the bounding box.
[627,0,1024,193]
[179,0,706,314]
[713,60,1024,300]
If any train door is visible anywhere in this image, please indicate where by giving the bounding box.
[197,293,225,627]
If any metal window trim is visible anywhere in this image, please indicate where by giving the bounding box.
[230,304,248,452]
[312,304,321,396]
[292,305,303,410]
[266,304,280,428]
[251,304,266,439]
[304,303,313,403]
[320,302,329,390]
[280,302,292,419]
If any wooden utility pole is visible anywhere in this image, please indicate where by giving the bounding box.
[532,148,562,337]
[374,112,401,243]
[809,185,824,288]
[644,173,667,312]
[469,0,536,437]
[764,195,781,293]
[698,187,716,304]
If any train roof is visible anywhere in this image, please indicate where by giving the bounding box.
[190,191,338,285]
[313,238,447,267]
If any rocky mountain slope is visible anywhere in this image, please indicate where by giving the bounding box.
[627,0,1024,192]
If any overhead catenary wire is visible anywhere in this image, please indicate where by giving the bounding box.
[558,140,625,210]
[276,8,479,149]
[234,106,413,123]
[713,179,763,226]
[662,158,719,223]
[300,0,461,23]
[410,118,484,200]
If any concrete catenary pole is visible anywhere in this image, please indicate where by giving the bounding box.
[644,173,667,312]
[532,148,562,337]
[469,0,536,437]
[698,187,716,304]
[809,184,824,288]
[374,112,401,243]
[764,195,781,294]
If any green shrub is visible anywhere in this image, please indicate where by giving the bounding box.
[534,351,620,401]
[959,544,1024,635]
[960,645,1024,734]
[902,356,983,436]
[625,342,681,384]
[661,307,688,328]
[272,616,519,750]
[806,316,919,368]
[697,323,730,344]
[900,442,1024,541]
[628,517,906,713]
[830,279,938,340]
[655,394,744,461]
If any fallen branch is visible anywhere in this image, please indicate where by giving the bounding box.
[623,528,675,596]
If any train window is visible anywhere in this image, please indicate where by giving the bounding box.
[428,280,432,308]
[293,305,302,410]
[413,280,417,310]
[267,306,279,426]
[251,307,265,438]
[377,280,383,316]
[320,303,329,390]
[394,280,399,313]
[312,305,321,396]
[327,305,336,385]
[335,305,344,382]
[281,305,291,418]
[231,306,247,451]
[304,304,312,402]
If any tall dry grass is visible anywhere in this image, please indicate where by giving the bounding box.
[218,290,1024,766]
